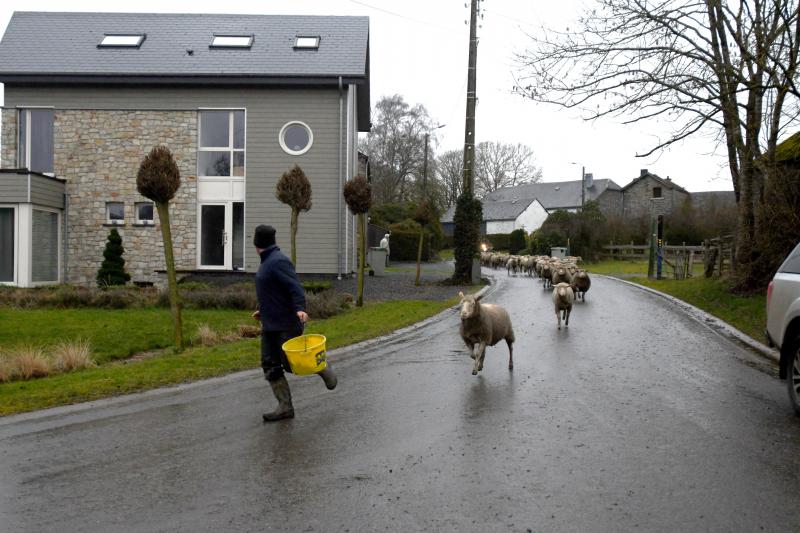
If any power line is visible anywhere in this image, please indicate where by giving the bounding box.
[347,0,462,33]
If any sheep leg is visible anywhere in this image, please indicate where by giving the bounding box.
[565,308,571,327]
[465,342,476,359]
[556,310,561,330]
[472,342,486,375]
[506,339,514,371]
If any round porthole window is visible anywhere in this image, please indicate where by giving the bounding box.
[279,121,313,155]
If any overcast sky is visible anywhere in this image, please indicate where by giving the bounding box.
[0,0,737,192]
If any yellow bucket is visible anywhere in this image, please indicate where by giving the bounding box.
[282,334,328,376]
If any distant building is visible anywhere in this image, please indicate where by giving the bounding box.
[439,169,736,237]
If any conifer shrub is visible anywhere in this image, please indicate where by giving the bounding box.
[97,228,131,287]
[452,193,482,283]
[509,229,527,254]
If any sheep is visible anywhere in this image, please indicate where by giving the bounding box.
[572,269,591,301]
[458,291,515,375]
[506,256,519,276]
[552,282,575,330]
[551,265,572,286]
[521,256,536,276]
[540,262,554,288]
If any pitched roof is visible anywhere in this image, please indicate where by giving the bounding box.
[441,198,543,224]
[620,171,689,194]
[0,11,369,80]
[483,179,622,210]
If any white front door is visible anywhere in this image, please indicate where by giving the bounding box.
[199,202,244,270]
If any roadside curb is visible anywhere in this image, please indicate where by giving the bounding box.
[600,274,779,364]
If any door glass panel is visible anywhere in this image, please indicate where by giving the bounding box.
[199,111,230,148]
[198,151,231,176]
[201,205,226,266]
[32,210,59,282]
[232,202,244,270]
[0,208,14,282]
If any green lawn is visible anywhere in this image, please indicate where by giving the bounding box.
[0,299,458,416]
[0,309,250,364]
[584,260,766,342]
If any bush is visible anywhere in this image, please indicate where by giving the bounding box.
[452,193,482,282]
[386,229,431,261]
[7,346,51,380]
[97,228,131,287]
[509,229,527,254]
[52,339,95,372]
[302,281,333,294]
[306,289,350,319]
[485,233,510,251]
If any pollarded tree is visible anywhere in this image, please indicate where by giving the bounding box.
[137,146,183,352]
[343,175,372,306]
[96,228,131,287]
[276,164,312,265]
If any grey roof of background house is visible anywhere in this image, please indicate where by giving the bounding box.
[0,11,369,79]
[483,179,622,210]
[441,198,539,224]
[621,171,689,194]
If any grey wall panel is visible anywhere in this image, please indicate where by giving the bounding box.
[30,175,65,209]
[5,85,351,274]
[0,174,29,202]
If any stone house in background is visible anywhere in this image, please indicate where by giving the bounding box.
[0,11,370,287]
[621,169,690,219]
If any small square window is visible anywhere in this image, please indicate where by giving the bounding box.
[106,202,125,224]
[210,35,253,48]
[135,202,154,225]
[295,36,320,49]
[99,34,145,48]
[653,187,663,198]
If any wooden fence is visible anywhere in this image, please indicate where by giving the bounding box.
[602,235,735,278]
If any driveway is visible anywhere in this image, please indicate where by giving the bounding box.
[1,269,799,532]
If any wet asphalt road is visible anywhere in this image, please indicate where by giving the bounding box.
[2,270,800,532]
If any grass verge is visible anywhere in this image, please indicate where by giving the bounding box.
[0,299,459,416]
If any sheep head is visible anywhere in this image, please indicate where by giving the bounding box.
[458,292,482,320]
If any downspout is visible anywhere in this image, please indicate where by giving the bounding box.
[63,192,69,283]
[337,76,343,280]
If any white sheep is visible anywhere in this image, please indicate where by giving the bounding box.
[458,291,515,375]
[552,282,575,329]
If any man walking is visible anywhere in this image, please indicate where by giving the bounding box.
[253,225,337,422]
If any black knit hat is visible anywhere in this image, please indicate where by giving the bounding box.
[254,225,276,248]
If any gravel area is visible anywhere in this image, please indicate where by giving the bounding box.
[180,261,481,302]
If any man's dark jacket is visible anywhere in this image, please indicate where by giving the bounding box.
[256,245,306,331]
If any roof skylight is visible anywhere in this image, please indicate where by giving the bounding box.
[210,35,254,48]
[99,34,146,48]
[294,36,320,49]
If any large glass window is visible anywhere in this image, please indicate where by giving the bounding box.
[32,210,59,283]
[198,110,245,177]
[0,208,14,282]
[18,109,54,174]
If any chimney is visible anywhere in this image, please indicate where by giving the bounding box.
[584,172,594,188]
[640,169,649,177]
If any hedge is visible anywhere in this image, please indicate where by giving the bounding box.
[485,233,510,250]
[388,230,431,261]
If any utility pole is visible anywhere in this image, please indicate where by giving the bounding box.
[462,0,479,196]
[423,132,429,197]
[581,166,585,209]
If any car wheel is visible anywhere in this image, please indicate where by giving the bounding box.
[787,335,800,416]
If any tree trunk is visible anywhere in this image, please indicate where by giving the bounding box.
[415,228,424,286]
[357,213,366,307]
[156,202,183,352]
[290,209,298,265]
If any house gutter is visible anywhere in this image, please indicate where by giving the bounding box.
[337,76,343,280]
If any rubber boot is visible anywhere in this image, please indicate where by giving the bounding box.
[318,364,338,390]
[263,376,294,422]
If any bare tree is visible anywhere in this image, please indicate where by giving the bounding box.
[474,141,543,197]
[359,95,435,205]
[435,149,464,209]
[514,0,800,288]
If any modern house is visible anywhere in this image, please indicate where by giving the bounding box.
[0,11,370,287]
[440,197,548,236]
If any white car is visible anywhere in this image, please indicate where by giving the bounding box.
[766,240,800,415]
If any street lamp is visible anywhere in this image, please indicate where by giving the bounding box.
[423,124,446,197]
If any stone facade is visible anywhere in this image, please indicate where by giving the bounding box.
[1,109,16,168]
[595,188,624,219]
[49,110,197,285]
[622,174,689,220]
